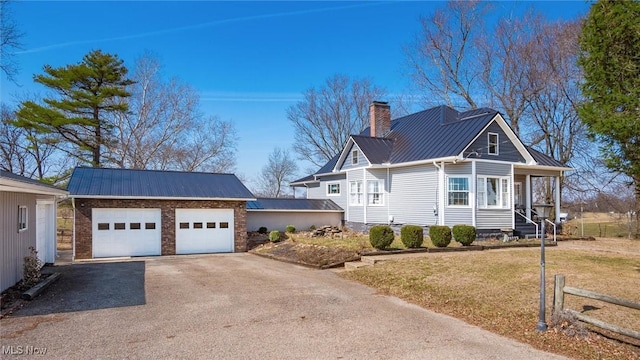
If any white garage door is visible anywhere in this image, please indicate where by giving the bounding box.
[175,209,234,254]
[92,208,162,258]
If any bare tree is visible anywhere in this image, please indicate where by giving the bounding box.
[0,0,23,81]
[406,0,491,109]
[288,74,386,167]
[256,147,298,198]
[106,54,237,173]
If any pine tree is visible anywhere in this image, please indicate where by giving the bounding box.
[578,0,640,196]
[15,50,134,166]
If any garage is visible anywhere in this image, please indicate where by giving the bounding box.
[92,208,161,258]
[175,209,234,254]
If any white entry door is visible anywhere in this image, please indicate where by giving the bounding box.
[92,208,161,258]
[36,201,55,264]
[175,209,234,254]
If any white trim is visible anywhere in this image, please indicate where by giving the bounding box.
[511,163,515,229]
[525,175,532,219]
[325,182,341,196]
[459,114,535,165]
[363,168,367,222]
[488,132,499,155]
[477,175,511,209]
[445,175,471,208]
[0,184,68,196]
[439,161,445,225]
[555,176,561,223]
[471,160,476,226]
[348,180,363,206]
[333,138,372,171]
[69,195,256,201]
[366,179,385,206]
[246,209,343,213]
[18,205,28,232]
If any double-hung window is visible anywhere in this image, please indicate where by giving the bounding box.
[488,133,499,155]
[352,150,359,165]
[326,182,340,196]
[477,176,510,209]
[349,181,363,205]
[447,177,469,206]
[367,180,384,205]
[18,206,28,232]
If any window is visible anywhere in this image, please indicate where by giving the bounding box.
[179,222,189,229]
[488,133,499,155]
[349,181,363,205]
[206,222,216,228]
[97,223,110,230]
[145,222,156,230]
[114,223,126,230]
[477,176,510,209]
[18,206,27,231]
[130,223,141,230]
[327,182,340,196]
[352,150,359,165]
[368,180,384,205]
[194,222,203,229]
[447,177,469,206]
[220,222,229,229]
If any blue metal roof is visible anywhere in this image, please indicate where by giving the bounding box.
[247,198,343,211]
[67,167,255,199]
[526,146,567,168]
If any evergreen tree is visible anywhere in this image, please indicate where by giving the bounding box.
[578,0,640,196]
[15,50,134,166]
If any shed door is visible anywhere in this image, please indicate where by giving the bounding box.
[36,201,55,264]
[92,208,161,258]
[175,209,234,254]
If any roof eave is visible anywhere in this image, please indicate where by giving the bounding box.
[69,195,257,201]
[0,181,69,197]
[246,209,344,213]
[513,164,573,172]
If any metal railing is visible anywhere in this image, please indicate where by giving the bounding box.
[515,211,539,238]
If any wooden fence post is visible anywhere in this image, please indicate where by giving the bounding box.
[553,274,565,313]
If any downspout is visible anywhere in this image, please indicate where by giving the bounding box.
[387,167,390,225]
[71,197,76,261]
[363,167,367,224]
[433,161,441,225]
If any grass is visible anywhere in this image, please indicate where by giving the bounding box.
[564,212,638,238]
[339,238,640,360]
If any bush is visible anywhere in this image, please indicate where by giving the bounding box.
[309,225,316,231]
[269,230,281,242]
[429,225,452,247]
[258,226,268,234]
[452,224,476,246]
[22,246,42,289]
[285,225,296,233]
[369,225,395,250]
[400,225,424,248]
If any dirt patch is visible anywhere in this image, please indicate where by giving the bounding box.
[250,240,360,268]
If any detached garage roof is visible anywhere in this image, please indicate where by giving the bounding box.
[68,167,255,200]
[0,170,68,196]
[247,198,343,212]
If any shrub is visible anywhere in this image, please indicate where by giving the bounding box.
[369,225,394,250]
[269,230,281,242]
[452,224,476,246]
[400,225,424,248]
[285,225,296,233]
[258,226,268,234]
[22,246,42,289]
[429,225,452,247]
[309,225,316,231]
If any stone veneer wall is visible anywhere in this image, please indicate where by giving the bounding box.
[74,199,247,259]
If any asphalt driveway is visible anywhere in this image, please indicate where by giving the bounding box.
[0,254,566,359]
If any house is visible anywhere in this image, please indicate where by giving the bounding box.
[291,102,571,237]
[67,167,255,259]
[246,198,343,232]
[1,171,68,292]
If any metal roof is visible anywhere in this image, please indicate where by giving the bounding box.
[246,198,343,211]
[67,167,255,200]
[0,170,68,195]
[526,146,567,168]
[351,135,394,164]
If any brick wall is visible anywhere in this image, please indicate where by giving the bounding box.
[74,199,248,259]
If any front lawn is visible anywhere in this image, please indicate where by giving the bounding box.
[339,238,640,360]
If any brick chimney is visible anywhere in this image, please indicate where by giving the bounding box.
[370,101,391,137]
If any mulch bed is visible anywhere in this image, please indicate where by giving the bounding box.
[250,241,360,269]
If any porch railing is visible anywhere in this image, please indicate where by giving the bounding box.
[515,211,539,238]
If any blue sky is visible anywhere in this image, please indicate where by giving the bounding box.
[1,1,590,184]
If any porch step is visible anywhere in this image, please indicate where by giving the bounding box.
[360,256,385,266]
[344,261,373,271]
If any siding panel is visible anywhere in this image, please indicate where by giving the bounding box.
[346,170,364,223]
[476,162,511,176]
[467,122,525,163]
[1,192,37,292]
[388,164,438,226]
[477,209,512,229]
